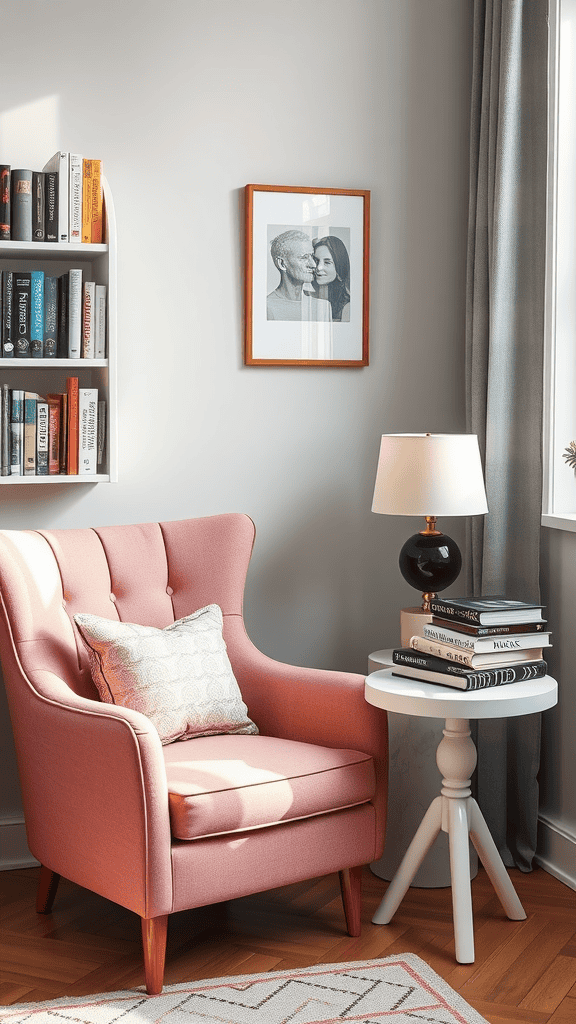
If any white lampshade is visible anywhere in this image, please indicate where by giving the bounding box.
[372,433,488,517]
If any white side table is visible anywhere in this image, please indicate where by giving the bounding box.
[369,650,475,887]
[365,668,558,964]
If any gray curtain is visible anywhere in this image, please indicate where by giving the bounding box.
[465,0,548,870]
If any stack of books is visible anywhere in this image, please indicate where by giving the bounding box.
[1,268,106,359]
[1,154,103,244]
[1,380,106,477]
[392,597,551,690]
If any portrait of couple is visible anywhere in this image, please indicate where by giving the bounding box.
[266,228,350,323]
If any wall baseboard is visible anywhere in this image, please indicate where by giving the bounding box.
[535,813,576,891]
[0,816,39,871]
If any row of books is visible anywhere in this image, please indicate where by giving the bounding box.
[1,269,106,359]
[392,597,550,691]
[0,155,103,244]
[0,381,105,477]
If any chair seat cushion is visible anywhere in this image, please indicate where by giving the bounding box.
[164,734,375,841]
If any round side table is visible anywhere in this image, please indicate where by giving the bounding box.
[365,668,558,964]
[368,650,475,888]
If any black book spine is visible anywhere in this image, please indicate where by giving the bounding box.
[57,273,69,358]
[43,276,59,358]
[13,273,31,357]
[0,166,10,240]
[1,271,14,357]
[392,648,547,688]
[32,171,45,241]
[11,170,33,242]
[45,172,58,242]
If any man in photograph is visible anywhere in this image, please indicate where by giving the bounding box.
[267,229,332,321]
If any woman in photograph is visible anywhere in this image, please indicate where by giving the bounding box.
[312,235,350,322]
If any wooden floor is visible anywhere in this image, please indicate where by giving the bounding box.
[0,863,575,1022]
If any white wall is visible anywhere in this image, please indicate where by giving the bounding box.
[0,0,474,865]
[538,528,576,888]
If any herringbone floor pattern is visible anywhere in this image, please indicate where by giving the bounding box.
[0,864,575,1022]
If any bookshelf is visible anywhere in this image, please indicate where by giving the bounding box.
[0,177,117,483]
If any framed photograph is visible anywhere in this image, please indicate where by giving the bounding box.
[244,184,370,366]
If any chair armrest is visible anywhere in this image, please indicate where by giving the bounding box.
[8,667,173,919]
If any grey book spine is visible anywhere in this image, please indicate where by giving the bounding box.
[1,384,10,475]
[11,170,33,241]
[43,276,59,358]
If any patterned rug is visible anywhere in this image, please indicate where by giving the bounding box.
[0,955,487,1024]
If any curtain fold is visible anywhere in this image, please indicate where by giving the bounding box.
[465,0,548,870]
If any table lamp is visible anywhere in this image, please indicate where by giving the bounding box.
[371,433,489,647]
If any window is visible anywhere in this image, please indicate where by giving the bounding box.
[542,0,576,532]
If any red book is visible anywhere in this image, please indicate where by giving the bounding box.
[66,377,79,475]
[46,395,61,475]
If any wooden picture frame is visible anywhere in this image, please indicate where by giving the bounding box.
[244,184,370,366]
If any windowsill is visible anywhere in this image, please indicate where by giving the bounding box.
[541,513,576,533]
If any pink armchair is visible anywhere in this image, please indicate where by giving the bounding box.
[0,514,387,993]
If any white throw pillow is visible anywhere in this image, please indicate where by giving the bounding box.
[74,604,258,745]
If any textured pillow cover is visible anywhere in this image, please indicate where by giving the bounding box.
[74,604,258,745]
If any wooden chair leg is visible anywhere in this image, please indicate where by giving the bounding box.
[339,864,363,937]
[141,914,168,995]
[36,865,61,913]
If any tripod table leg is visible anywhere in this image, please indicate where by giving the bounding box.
[372,796,442,924]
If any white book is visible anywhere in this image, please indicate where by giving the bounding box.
[82,281,95,358]
[69,154,83,242]
[42,152,69,243]
[78,388,98,475]
[422,621,552,654]
[36,402,49,475]
[97,400,106,467]
[95,284,107,358]
[68,269,83,358]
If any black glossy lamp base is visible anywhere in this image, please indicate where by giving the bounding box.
[399,531,462,596]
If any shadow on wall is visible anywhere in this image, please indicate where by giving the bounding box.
[242,492,402,676]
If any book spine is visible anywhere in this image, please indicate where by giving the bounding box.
[11,170,33,241]
[82,160,93,243]
[429,599,483,624]
[32,171,45,241]
[47,395,61,474]
[66,377,79,474]
[1,384,10,475]
[30,270,44,357]
[23,393,38,475]
[392,649,547,689]
[69,154,83,242]
[97,399,106,467]
[410,636,478,667]
[57,153,69,242]
[78,388,98,474]
[10,390,23,475]
[82,281,95,358]
[13,273,31,357]
[90,160,103,243]
[67,269,82,358]
[59,392,68,473]
[95,285,106,358]
[423,624,474,650]
[43,153,69,242]
[43,276,59,358]
[36,401,49,475]
[0,165,10,240]
[1,271,14,357]
[431,617,546,636]
[57,273,69,358]
[44,171,58,241]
